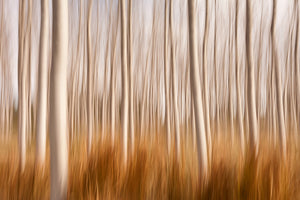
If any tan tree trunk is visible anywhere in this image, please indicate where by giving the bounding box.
[246,0,259,155]
[203,0,212,162]
[35,0,49,167]
[271,0,287,158]
[49,0,69,198]
[164,0,171,154]
[120,0,129,164]
[18,0,27,172]
[87,0,94,155]
[188,0,208,180]
[128,0,134,155]
[169,0,181,158]
[235,0,245,154]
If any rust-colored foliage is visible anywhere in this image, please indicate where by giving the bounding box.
[0,131,299,199]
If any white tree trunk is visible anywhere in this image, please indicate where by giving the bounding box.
[203,0,212,162]
[49,0,68,199]
[169,0,181,158]
[18,0,27,172]
[120,0,129,164]
[35,0,49,167]
[164,0,171,154]
[235,0,245,154]
[128,0,135,155]
[246,0,259,155]
[188,0,208,180]
[271,0,287,158]
[86,0,93,155]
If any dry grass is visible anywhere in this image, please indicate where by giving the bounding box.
[0,129,299,200]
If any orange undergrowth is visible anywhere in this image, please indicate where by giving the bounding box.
[0,128,299,199]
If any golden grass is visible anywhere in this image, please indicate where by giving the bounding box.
[0,129,299,199]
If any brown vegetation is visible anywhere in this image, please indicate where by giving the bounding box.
[0,127,299,199]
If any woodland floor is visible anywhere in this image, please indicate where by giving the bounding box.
[0,125,300,199]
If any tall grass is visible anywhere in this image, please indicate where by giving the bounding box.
[0,128,299,199]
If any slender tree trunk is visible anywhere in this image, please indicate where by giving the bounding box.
[49,0,69,199]
[35,0,49,167]
[120,0,129,164]
[128,0,134,155]
[18,0,27,172]
[235,0,245,154]
[271,0,287,158]
[164,0,171,154]
[169,0,181,158]
[246,0,259,155]
[87,0,93,155]
[203,0,212,162]
[188,0,208,180]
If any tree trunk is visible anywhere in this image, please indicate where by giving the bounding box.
[128,0,134,155]
[87,0,93,155]
[35,0,49,167]
[246,0,259,155]
[164,0,171,154]
[169,0,181,158]
[235,0,245,154]
[49,0,69,199]
[120,0,129,164]
[188,0,208,180]
[271,0,287,158]
[18,0,27,172]
[203,0,212,162]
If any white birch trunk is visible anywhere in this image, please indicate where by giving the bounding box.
[86,0,93,155]
[188,0,208,180]
[120,0,129,164]
[49,0,69,198]
[35,0,49,167]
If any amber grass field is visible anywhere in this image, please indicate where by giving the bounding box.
[0,125,300,200]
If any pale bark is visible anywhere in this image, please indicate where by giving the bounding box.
[120,0,129,164]
[128,0,134,155]
[235,0,245,154]
[87,0,93,155]
[169,0,181,158]
[188,0,208,180]
[18,0,27,172]
[246,0,259,155]
[35,0,49,167]
[271,0,287,158]
[203,0,212,162]
[49,0,69,199]
[164,0,171,154]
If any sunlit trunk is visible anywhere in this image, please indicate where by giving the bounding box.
[164,0,171,154]
[35,0,49,167]
[49,0,69,198]
[120,0,129,164]
[271,0,287,158]
[188,0,208,180]
[86,0,93,155]
[246,0,259,156]
[169,0,181,158]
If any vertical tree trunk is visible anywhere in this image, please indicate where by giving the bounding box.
[188,0,208,180]
[169,0,181,158]
[18,0,27,172]
[164,0,171,154]
[271,0,287,158]
[87,0,94,155]
[203,0,212,162]
[246,0,259,155]
[49,0,69,198]
[120,0,129,164]
[235,0,245,154]
[128,0,134,155]
[35,0,49,167]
